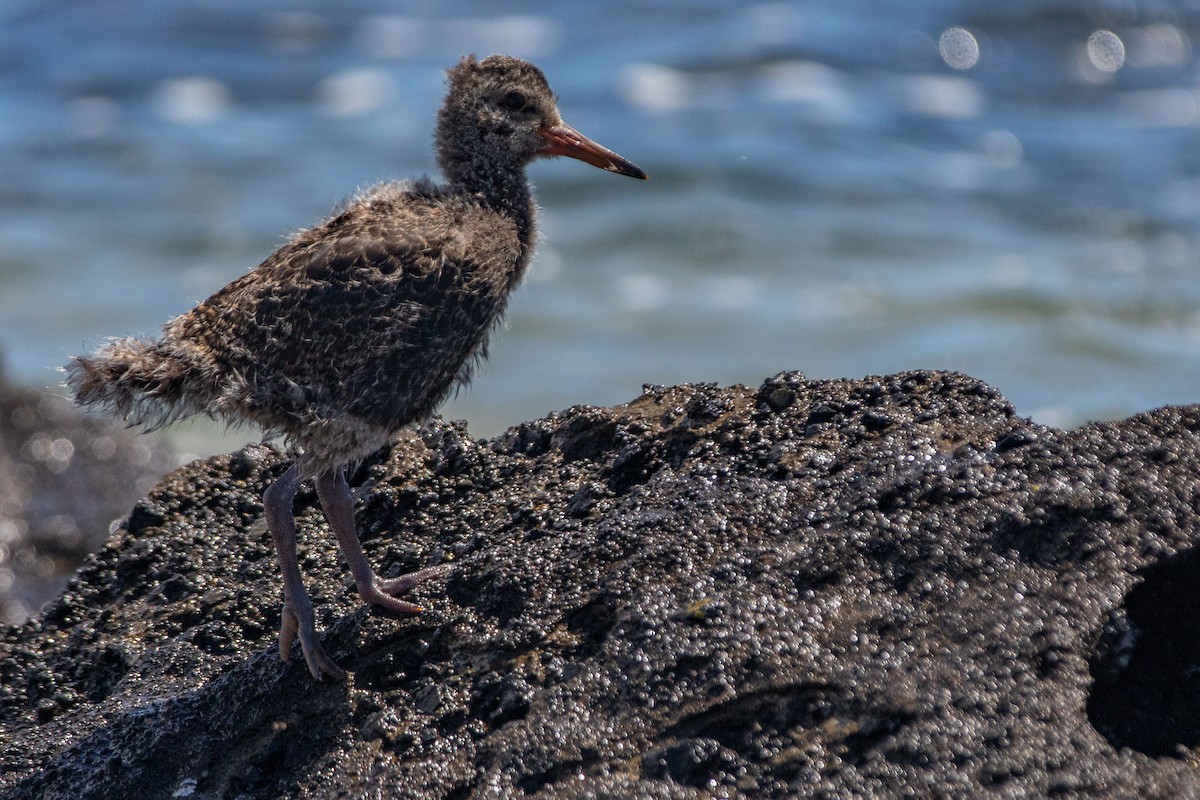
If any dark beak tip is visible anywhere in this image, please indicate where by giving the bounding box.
[612,164,648,180]
[609,159,648,179]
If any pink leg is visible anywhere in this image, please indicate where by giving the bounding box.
[314,467,450,613]
[263,462,346,681]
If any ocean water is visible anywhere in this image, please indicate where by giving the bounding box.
[3,0,1200,461]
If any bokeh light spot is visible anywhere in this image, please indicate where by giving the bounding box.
[1088,30,1126,72]
[939,27,980,70]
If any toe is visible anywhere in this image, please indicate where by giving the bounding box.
[278,602,347,680]
[302,638,347,681]
[376,563,452,596]
[278,609,298,663]
[361,584,424,614]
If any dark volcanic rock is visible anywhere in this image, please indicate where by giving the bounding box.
[2,370,1200,798]
[0,372,173,624]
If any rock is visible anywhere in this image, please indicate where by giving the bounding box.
[2,370,1200,798]
[0,372,173,624]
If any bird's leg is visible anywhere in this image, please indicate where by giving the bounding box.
[314,467,450,613]
[263,462,346,681]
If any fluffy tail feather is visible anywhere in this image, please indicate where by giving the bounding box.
[65,336,217,430]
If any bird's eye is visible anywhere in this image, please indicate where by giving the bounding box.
[500,90,527,111]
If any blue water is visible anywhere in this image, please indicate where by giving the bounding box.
[3,0,1200,457]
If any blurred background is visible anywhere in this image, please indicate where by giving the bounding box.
[3,0,1200,461]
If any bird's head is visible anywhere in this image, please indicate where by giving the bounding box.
[437,55,646,187]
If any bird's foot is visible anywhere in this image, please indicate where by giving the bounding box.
[279,597,347,681]
[359,563,452,614]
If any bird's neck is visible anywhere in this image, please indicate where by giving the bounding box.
[443,156,530,208]
[441,156,537,254]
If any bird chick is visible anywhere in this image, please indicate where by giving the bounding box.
[66,55,646,680]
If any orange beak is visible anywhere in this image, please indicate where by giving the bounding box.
[537,122,647,179]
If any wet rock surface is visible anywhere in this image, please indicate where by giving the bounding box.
[0,371,173,624]
[3,370,1200,798]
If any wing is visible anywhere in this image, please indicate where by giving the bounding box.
[169,193,522,429]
